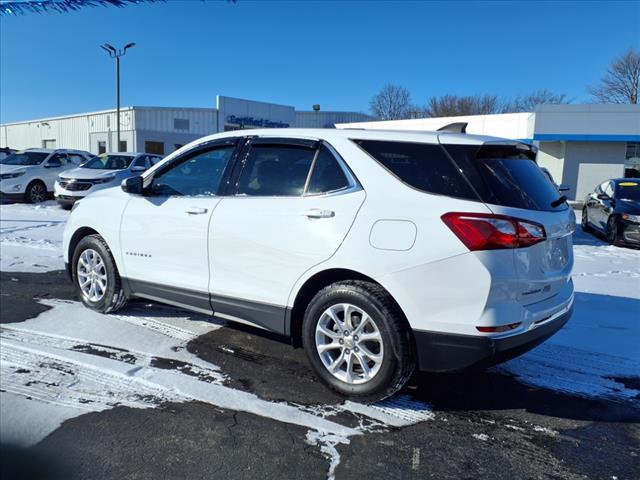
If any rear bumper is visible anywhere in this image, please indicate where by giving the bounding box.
[413,302,573,372]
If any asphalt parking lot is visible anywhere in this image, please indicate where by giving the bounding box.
[1,268,639,480]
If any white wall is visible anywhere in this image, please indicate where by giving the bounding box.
[564,142,627,200]
[536,141,566,184]
[336,112,535,139]
[534,104,640,138]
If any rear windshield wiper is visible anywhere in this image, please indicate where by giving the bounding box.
[550,195,567,208]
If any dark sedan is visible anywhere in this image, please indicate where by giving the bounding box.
[582,179,640,247]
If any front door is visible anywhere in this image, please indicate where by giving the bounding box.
[119,141,238,312]
[209,139,365,332]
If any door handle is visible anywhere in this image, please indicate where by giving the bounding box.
[302,209,335,219]
[185,207,208,215]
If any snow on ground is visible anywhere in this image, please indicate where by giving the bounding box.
[500,211,640,402]
[0,202,639,461]
[0,201,68,272]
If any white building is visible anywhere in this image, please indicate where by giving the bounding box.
[0,95,372,157]
[337,104,640,201]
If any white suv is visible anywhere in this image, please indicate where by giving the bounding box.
[54,152,162,208]
[0,148,93,203]
[63,128,575,400]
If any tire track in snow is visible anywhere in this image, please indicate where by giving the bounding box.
[0,299,436,479]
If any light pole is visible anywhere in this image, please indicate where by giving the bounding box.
[100,42,135,152]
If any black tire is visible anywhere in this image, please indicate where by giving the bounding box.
[71,234,128,313]
[581,207,591,232]
[301,280,415,402]
[25,180,47,203]
[606,216,622,247]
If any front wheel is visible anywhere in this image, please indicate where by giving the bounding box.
[302,280,415,402]
[606,216,622,246]
[25,181,47,203]
[72,234,128,313]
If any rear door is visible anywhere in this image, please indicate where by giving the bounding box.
[209,138,365,332]
[441,141,575,306]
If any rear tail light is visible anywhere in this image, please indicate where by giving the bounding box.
[441,212,546,251]
[476,322,521,333]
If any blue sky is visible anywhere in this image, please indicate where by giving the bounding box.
[1,0,638,122]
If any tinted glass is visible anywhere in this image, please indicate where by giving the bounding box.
[616,181,640,201]
[150,146,234,196]
[443,144,567,212]
[306,146,350,194]
[355,140,477,200]
[133,156,146,168]
[0,152,49,165]
[82,154,134,170]
[237,145,315,196]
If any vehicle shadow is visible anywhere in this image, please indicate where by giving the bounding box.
[571,224,609,246]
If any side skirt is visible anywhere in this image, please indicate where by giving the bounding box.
[126,279,288,335]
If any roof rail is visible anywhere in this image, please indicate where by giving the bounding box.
[437,122,468,134]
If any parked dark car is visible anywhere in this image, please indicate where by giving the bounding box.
[582,179,640,247]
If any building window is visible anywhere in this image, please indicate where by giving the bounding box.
[145,141,165,155]
[119,140,127,152]
[625,142,640,177]
[98,141,106,154]
[174,118,190,131]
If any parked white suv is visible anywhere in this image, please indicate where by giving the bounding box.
[0,148,93,202]
[54,152,162,208]
[63,128,575,400]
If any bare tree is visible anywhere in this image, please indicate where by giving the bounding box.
[502,89,571,112]
[589,48,640,104]
[370,85,412,120]
[424,94,501,117]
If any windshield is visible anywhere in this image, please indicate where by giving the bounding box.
[0,151,49,166]
[616,181,640,201]
[82,154,133,170]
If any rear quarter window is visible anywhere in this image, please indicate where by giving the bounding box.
[354,140,478,201]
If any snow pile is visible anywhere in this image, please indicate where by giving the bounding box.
[0,201,69,272]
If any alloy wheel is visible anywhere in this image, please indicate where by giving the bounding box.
[315,303,384,384]
[77,248,108,302]
[29,183,47,203]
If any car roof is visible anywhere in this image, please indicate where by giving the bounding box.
[612,178,639,182]
[100,152,138,157]
[186,127,516,148]
[22,148,90,154]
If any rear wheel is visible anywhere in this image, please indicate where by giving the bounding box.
[25,181,47,203]
[72,234,128,313]
[302,280,415,402]
[606,216,622,246]
[581,207,591,232]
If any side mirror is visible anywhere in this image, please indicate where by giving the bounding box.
[121,175,144,195]
[558,184,570,192]
[45,159,62,168]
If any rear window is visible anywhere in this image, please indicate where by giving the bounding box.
[443,143,567,212]
[354,140,477,201]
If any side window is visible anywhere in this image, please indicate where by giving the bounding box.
[604,182,614,197]
[356,140,477,200]
[48,153,67,165]
[306,146,350,195]
[237,144,315,196]
[133,156,147,168]
[67,153,85,165]
[149,146,235,197]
